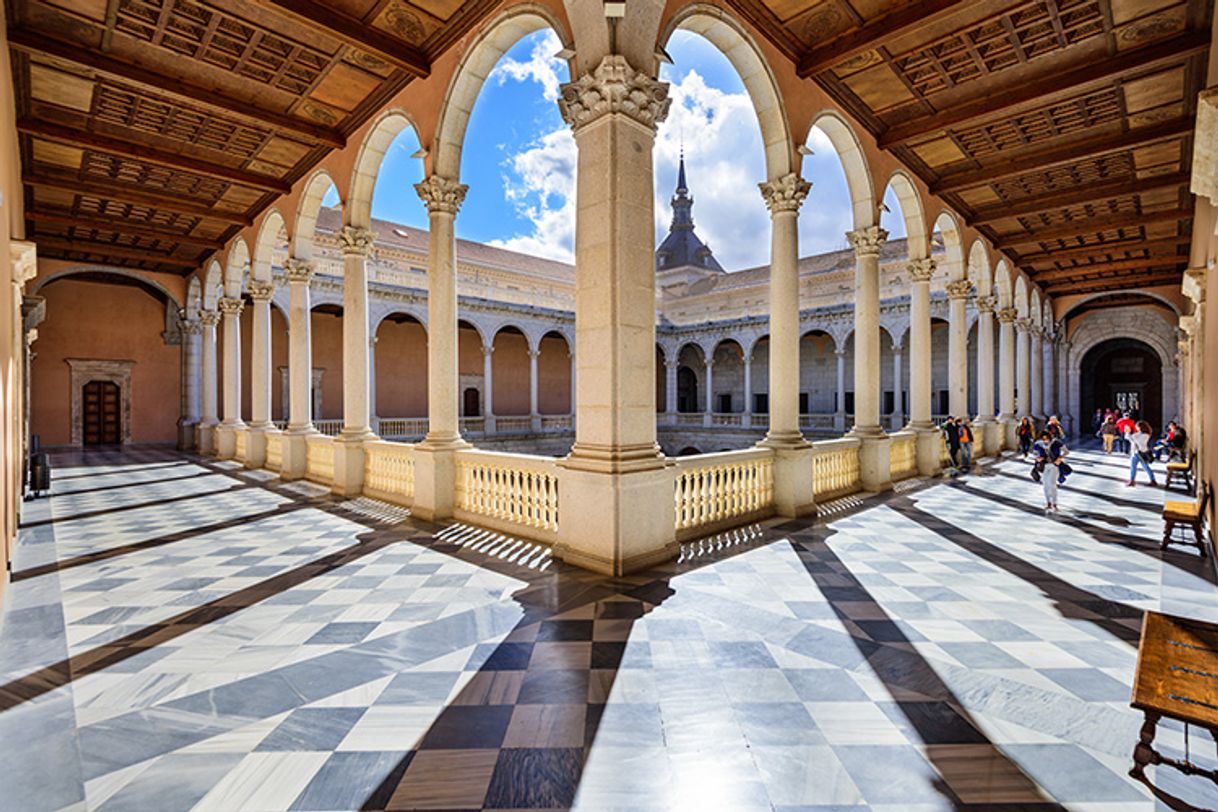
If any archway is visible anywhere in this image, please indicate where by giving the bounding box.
[1080,339,1163,430]
[375,313,428,418]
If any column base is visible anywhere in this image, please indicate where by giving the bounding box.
[553,461,677,576]
[998,415,1017,450]
[909,426,942,476]
[280,427,316,480]
[245,424,275,469]
[177,419,198,452]
[332,433,374,496]
[767,443,816,518]
[215,423,242,459]
[976,418,1000,457]
[196,422,217,455]
[833,414,846,433]
[850,431,893,492]
[410,437,470,521]
[564,441,667,475]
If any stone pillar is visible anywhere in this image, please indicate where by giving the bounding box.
[834,349,847,433]
[974,296,999,454]
[1042,332,1056,418]
[215,296,244,459]
[742,352,752,422]
[997,307,1017,446]
[331,226,377,495]
[946,279,971,419]
[1029,327,1044,422]
[483,343,496,433]
[197,309,220,453]
[281,258,316,479]
[553,54,676,575]
[179,314,202,450]
[411,175,469,520]
[890,342,903,432]
[1016,318,1031,421]
[369,335,379,428]
[529,347,541,431]
[703,358,714,425]
[664,359,677,421]
[846,226,891,491]
[246,279,276,468]
[905,258,939,472]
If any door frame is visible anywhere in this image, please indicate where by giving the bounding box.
[66,358,135,447]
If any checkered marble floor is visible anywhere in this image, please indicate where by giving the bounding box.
[1,445,1216,811]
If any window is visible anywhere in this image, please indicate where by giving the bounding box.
[717,393,732,413]
[799,392,808,414]
[753,393,768,414]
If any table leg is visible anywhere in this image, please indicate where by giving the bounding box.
[1130,711,1160,779]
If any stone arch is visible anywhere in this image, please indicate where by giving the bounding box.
[433,5,572,181]
[537,329,572,414]
[1030,288,1042,325]
[1014,275,1029,317]
[224,238,250,296]
[349,108,423,230]
[491,320,540,354]
[994,259,1013,308]
[967,238,992,297]
[883,170,928,258]
[186,276,201,313]
[372,306,428,335]
[31,266,182,308]
[1061,290,1182,321]
[252,209,288,282]
[202,260,222,309]
[661,5,792,180]
[458,318,490,351]
[746,333,769,361]
[808,111,875,229]
[293,169,339,261]
[932,210,965,283]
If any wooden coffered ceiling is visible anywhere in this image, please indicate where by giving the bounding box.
[6,0,498,276]
[730,0,1211,299]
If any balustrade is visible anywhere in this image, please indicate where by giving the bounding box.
[378,417,428,439]
[889,430,918,480]
[314,419,343,437]
[454,449,560,542]
[305,434,335,484]
[460,417,486,435]
[673,449,774,540]
[710,413,743,427]
[811,438,862,500]
[539,415,573,431]
[363,440,415,506]
[495,416,534,433]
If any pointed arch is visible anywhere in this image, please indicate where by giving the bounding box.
[883,170,927,258]
[293,169,339,261]
[252,209,288,282]
[807,111,875,229]
[349,108,424,230]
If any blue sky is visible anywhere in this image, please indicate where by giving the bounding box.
[359,28,907,270]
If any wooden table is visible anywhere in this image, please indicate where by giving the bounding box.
[1130,611,1218,784]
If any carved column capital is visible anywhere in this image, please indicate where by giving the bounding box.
[283,258,316,284]
[414,175,468,215]
[217,297,244,317]
[1014,317,1031,332]
[248,280,276,301]
[558,54,671,133]
[975,295,997,313]
[945,279,973,300]
[906,257,936,283]
[180,316,204,336]
[758,173,811,215]
[846,226,888,257]
[338,226,376,257]
[198,309,221,327]
[1183,266,1207,304]
[996,307,1018,324]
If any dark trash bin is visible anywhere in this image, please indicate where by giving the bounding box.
[29,452,50,497]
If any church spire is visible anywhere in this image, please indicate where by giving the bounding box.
[676,148,688,195]
[655,149,725,275]
[669,149,694,231]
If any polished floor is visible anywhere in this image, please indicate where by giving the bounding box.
[1,445,1216,811]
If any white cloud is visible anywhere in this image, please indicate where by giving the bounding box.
[487,125,577,262]
[489,29,565,102]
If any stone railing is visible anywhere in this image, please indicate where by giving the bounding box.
[460,417,485,434]
[710,413,744,427]
[234,427,248,463]
[305,434,335,484]
[811,437,862,500]
[271,420,288,431]
[540,415,573,431]
[315,419,343,437]
[673,413,704,427]
[747,413,768,429]
[799,413,836,432]
[889,430,918,481]
[494,416,534,433]
[378,417,428,439]
[673,448,774,540]
[266,431,283,471]
[454,449,560,543]
[363,440,415,506]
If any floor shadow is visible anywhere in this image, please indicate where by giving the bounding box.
[18,481,254,529]
[786,529,1066,810]
[47,469,217,498]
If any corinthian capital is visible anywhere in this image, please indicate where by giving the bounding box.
[996,307,1018,324]
[1014,317,1031,332]
[414,175,468,215]
[1183,266,1206,304]
[975,295,997,313]
[283,258,316,284]
[558,55,671,133]
[248,280,276,301]
[218,296,244,317]
[906,258,935,283]
[846,226,887,257]
[945,279,973,300]
[338,226,376,256]
[758,173,811,215]
[197,309,221,327]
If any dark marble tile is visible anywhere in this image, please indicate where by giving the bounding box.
[1002,743,1147,802]
[304,622,379,645]
[377,672,461,705]
[518,669,590,705]
[783,669,869,702]
[289,750,412,811]
[483,747,582,809]
[256,707,365,751]
[1038,668,1132,702]
[878,701,988,745]
[938,641,1027,670]
[467,642,533,671]
[537,620,594,641]
[418,705,513,750]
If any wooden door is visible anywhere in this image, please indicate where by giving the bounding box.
[83,380,120,445]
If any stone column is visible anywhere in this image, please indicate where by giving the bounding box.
[905,258,938,472]
[890,342,903,432]
[974,296,998,454]
[529,347,541,431]
[215,296,244,459]
[331,226,377,494]
[369,335,379,430]
[664,359,678,422]
[946,279,971,419]
[246,279,277,468]
[482,343,496,433]
[1029,327,1044,422]
[703,358,714,426]
[1016,318,1031,421]
[742,352,753,422]
[997,307,1017,446]
[846,226,891,491]
[281,258,316,479]
[553,55,676,575]
[197,309,220,453]
[179,314,202,450]
[833,348,847,433]
[1042,332,1056,418]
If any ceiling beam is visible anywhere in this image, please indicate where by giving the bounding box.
[33,236,200,268]
[26,209,225,249]
[797,0,971,77]
[243,0,429,78]
[878,31,1209,149]
[1042,272,1184,295]
[7,28,345,148]
[18,118,290,195]
[931,117,1194,195]
[1016,236,1192,266]
[1029,254,1189,282]
[24,173,251,225]
[969,172,1189,224]
[992,207,1193,248]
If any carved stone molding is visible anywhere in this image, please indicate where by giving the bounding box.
[414,176,468,216]
[180,318,203,337]
[906,258,935,283]
[558,55,671,132]
[283,258,316,284]
[218,296,244,317]
[1015,317,1032,332]
[10,240,37,287]
[1191,87,1218,206]
[945,279,973,300]
[997,307,1018,323]
[248,280,276,301]
[338,225,376,256]
[758,173,811,215]
[1183,266,1206,304]
[66,358,134,447]
[975,295,997,313]
[846,226,888,257]
[198,309,221,327]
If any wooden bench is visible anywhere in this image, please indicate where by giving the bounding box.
[1162,483,1210,556]
[1165,451,1195,494]
[1130,611,1218,785]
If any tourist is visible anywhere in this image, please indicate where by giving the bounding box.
[942,416,960,471]
[1017,416,1034,458]
[1091,408,1104,435]
[1153,421,1188,462]
[1115,411,1136,454]
[1126,420,1158,487]
[1098,414,1118,454]
[1046,415,1065,440]
[1031,429,1067,512]
[957,418,975,472]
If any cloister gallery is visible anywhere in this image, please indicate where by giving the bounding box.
[1,0,1218,810]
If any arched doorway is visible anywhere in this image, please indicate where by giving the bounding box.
[1080,338,1163,429]
[677,367,699,413]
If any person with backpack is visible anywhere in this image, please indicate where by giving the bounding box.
[1115,412,1136,454]
[1098,414,1118,454]
[942,417,960,472]
[957,418,975,472]
[1016,416,1034,458]
[1030,429,1069,512]
[1126,420,1158,487]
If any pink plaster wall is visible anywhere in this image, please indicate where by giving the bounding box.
[376,318,428,417]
